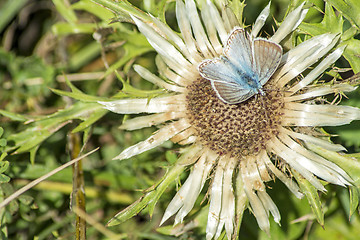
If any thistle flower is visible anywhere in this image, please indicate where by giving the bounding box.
[100,0,360,239]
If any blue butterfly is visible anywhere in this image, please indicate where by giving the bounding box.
[198,27,283,104]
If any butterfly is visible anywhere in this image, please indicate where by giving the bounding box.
[198,27,283,104]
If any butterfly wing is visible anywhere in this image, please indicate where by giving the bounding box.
[199,57,240,86]
[198,57,253,104]
[211,81,254,104]
[223,28,255,78]
[252,39,282,85]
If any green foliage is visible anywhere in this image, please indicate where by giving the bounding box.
[0,0,360,239]
[327,0,360,29]
[0,49,56,109]
[0,0,28,33]
[4,101,106,162]
[293,170,325,226]
[0,129,35,238]
[107,152,188,226]
[0,128,10,183]
[299,1,360,73]
[298,0,360,148]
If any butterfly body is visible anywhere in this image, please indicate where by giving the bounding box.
[220,56,261,90]
[198,28,282,104]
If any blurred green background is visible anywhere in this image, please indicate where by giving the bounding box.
[0,0,360,239]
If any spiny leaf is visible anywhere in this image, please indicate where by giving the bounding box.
[5,102,104,158]
[327,0,360,29]
[91,0,153,23]
[341,38,360,73]
[292,170,325,226]
[307,144,360,188]
[102,40,153,79]
[349,186,359,217]
[299,2,343,35]
[71,108,108,133]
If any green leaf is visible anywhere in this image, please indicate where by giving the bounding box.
[0,152,8,162]
[19,161,73,182]
[107,151,191,226]
[0,139,6,147]
[72,108,108,133]
[0,49,55,99]
[0,127,7,147]
[114,83,166,99]
[51,22,98,35]
[103,38,153,79]
[52,0,78,23]
[349,186,359,217]
[227,0,246,24]
[72,0,115,21]
[165,150,178,164]
[1,183,18,214]
[29,145,39,165]
[299,2,343,36]
[298,2,360,74]
[0,0,28,32]
[107,191,155,226]
[5,102,104,157]
[91,0,153,23]
[341,38,360,73]
[329,119,360,148]
[326,0,360,29]
[18,195,34,205]
[156,225,177,235]
[0,174,10,183]
[0,161,9,173]
[107,164,186,226]
[147,0,168,22]
[67,41,102,71]
[309,209,360,239]
[50,75,106,102]
[292,170,325,226]
[8,121,70,155]
[146,145,204,216]
[307,144,360,188]
[147,164,186,216]
[82,126,92,146]
[50,87,104,102]
[0,110,28,122]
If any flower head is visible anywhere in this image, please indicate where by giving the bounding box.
[100,0,360,239]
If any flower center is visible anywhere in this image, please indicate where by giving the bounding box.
[186,78,284,158]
